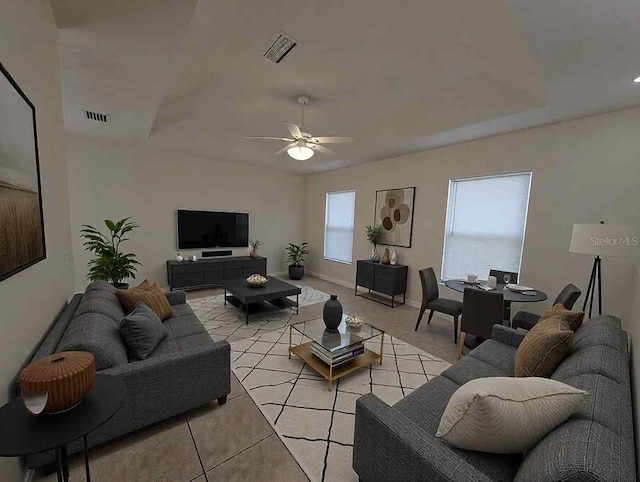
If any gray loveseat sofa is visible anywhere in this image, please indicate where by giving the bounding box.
[20,281,230,469]
[354,315,636,481]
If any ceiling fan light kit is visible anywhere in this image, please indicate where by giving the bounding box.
[245,95,353,161]
[288,145,314,160]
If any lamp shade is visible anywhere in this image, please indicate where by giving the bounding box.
[287,145,314,161]
[569,224,638,257]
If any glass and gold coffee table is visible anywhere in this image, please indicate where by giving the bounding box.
[288,315,385,390]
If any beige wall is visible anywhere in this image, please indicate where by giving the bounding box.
[66,135,306,292]
[305,107,640,323]
[0,1,73,480]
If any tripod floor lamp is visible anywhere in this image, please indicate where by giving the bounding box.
[569,223,635,318]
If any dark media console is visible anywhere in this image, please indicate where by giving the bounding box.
[167,256,267,291]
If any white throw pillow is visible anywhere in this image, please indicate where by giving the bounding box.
[436,377,587,454]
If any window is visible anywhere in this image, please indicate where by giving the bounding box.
[324,191,356,264]
[441,172,531,281]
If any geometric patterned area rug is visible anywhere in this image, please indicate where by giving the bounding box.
[188,284,330,342]
[230,327,451,481]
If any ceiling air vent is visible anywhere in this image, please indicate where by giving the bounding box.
[83,110,110,124]
[263,32,298,64]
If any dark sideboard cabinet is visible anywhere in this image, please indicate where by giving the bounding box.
[167,256,266,290]
[355,260,408,308]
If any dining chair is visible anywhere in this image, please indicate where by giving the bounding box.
[457,288,506,360]
[489,269,519,284]
[414,268,463,343]
[512,283,582,331]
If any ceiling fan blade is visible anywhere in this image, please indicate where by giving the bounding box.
[275,142,298,155]
[284,122,302,139]
[310,144,334,156]
[244,136,293,141]
[311,136,354,144]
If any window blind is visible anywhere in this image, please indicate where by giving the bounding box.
[441,172,531,280]
[324,191,356,264]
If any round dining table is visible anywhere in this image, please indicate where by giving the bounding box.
[444,280,547,349]
[444,280,548,307]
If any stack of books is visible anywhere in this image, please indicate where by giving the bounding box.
[311,334,365,368]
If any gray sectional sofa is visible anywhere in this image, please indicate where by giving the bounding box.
[354,315,636,481]
[20,281,230,469]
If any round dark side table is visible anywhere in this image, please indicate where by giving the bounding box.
[0,374,126,482]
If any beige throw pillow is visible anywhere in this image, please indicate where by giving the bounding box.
[436,377,587,454]
[514,316,573,377]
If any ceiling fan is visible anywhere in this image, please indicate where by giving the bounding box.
[244,96,353,161]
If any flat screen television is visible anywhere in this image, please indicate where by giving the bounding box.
[177,210,249,249]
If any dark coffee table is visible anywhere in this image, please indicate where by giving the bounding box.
[220,276,302,323]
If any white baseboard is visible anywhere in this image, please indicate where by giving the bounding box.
[307,271,423,308]
[306,271,354,290]
[24,469,34,482]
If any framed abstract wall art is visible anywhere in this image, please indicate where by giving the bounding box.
[0,61,46,282]
[374,187,415,248]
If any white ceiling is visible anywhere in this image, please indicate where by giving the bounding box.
[52,0,640,173]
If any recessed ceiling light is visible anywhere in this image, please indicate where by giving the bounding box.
[634,76,640,83]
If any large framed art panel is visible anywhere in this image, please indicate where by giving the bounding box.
[0,61,46,282]
[374,187,415,248]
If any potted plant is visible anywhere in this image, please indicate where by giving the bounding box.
[80,217,141,289]
[249,239,263,258]
[286,242,309,280]
[365,225,384,262]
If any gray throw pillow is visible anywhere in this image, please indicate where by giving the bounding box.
[120,302,168,360]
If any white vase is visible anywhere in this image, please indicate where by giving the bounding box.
[390,249,397,265]
[370,246,380,262]
[176,253,184,262]
[190,255,197,261]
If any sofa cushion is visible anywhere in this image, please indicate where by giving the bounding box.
[170,304,195,317]
[57,312,128,370]
[441,356,508,386]
[515,419,630,482]
[573,317,624,351]
[515,316,573,377]
[552,344,621,383]
[116,282,173,320]
[176,332,214,351]
[394,375,459,431]
[164,313,207,340]
[120,303,168,360]
[436,377,587,454]
[80,285,122,306]
[561,374,623,435]
[468,340,517,375]
[85,280,117,294]
[74,296,125,324]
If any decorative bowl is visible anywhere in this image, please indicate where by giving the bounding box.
[246,274,268,288]
[345,315,364,330]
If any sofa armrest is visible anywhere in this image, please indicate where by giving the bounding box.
[491,324,527,347]
[354,394,492,482]
[165,290,186,306]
